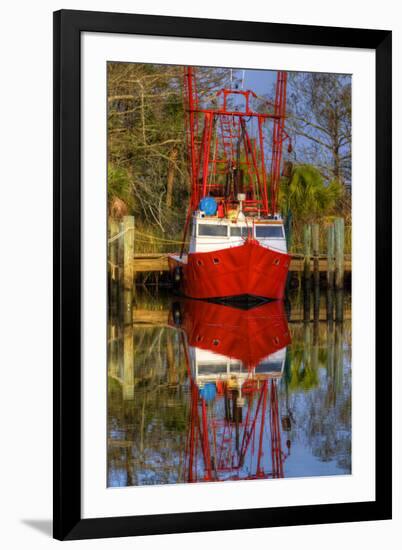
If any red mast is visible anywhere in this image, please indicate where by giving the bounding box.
[270,71,289,215]
[183,66,291,218]
[184,376,289,483]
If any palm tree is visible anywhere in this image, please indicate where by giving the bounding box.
[279,164,343,251]
[280,164,342,224]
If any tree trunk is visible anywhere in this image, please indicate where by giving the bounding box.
[166,147,178,207]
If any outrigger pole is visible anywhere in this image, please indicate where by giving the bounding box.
[182,67,291,226]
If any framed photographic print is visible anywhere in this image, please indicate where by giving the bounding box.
[53,9,392,540]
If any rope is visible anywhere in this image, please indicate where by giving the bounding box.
[108,228,351,258]
[135,230,187,244]
[134,230,288,251]
[108,227,186,245]
[108,226,134,244]
[107,260,119,279]
[134,238,189,246]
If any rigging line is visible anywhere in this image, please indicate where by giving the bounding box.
[107,226,134,243]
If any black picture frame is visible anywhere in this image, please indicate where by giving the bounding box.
[53,9,392,541]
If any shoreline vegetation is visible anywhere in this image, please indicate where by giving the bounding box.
[107,63,351,257]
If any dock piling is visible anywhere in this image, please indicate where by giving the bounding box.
[327,224,335,289]
[335,290,344,323]
[334,217,345,322]
[303,224,312,283]
[326,224,335,322]
[123,216,135,325]
[334,217,345,290]
[123,324,134,400]
[303,224,311,322]
[312,223,320,286]
[312,224,320,321]
[117,221,125,318]
[109,219,119,317]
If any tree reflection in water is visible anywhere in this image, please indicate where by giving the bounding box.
[107,290,351,486]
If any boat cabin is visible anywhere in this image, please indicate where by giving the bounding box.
[190,346,286,398]
[189,211,287,255]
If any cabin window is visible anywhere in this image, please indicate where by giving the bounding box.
[255,225,284,238]
[198,363,227,375]
[198,224,228,237]
[230,226,250,237]
[255,361,283,373]
[229,362,243,373]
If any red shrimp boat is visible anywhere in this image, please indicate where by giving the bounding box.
[170,299,292,482]
[169,67,292,301]
[172,298,291,369]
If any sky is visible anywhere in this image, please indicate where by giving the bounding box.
[241,68,277,96]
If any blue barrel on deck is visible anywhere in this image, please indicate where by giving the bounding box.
[199,383,216,402]
[199,196,217,216]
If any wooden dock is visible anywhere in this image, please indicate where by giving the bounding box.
[131,253,351,274]
[132,305,351,326]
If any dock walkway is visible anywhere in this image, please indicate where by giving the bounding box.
[131,252,352,273]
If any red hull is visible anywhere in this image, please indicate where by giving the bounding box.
[175,299,290,368]
[168,239,290,300]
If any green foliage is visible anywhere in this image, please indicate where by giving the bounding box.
[107,62,230,238]
[280,164,343,224]
[162,403,188,432]
[108,164,132,208]
[287,349,320,391]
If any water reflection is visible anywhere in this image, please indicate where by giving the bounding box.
[108,291,351,487]
[175,300,290,482]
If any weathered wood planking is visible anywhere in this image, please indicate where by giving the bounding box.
[132,307,351,325]
[131,254,352,273]
[133,255,169,272]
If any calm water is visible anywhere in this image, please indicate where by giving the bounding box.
[107,290,351,486]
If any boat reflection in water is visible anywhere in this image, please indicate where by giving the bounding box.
[170,299,292,483]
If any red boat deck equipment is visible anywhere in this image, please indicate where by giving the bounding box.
[169,66,292,301]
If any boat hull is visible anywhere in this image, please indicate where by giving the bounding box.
[168,239,290,301]
[171,299,290,368]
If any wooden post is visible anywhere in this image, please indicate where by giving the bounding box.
[311,323,319,373]
[334,218,344,322]
[303,224,311,322]
[123,324,134,400]
[326,323,335,406]
[167,331,178,386]
[303,322,311,372]
[117,221,125,320]
[312,223,320,285]
[326,288,334,323]
[334,322,344,400]
[109,219,119,317]
[108,322,119,379]
[335,289,344,322]
[303,224,311,282]
[326,224,335,322]
[123,216,135,325]
[311,224,320,322]
[327,224,335,289]
[334,217,345,290]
